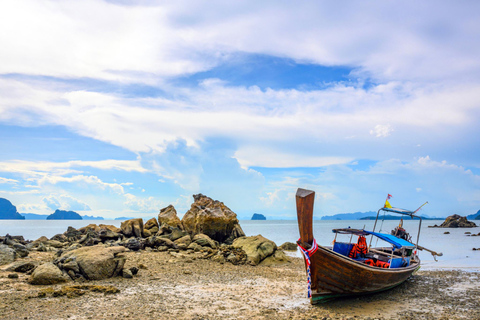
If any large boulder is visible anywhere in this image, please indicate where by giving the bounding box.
[29,262,70,285]
[439,214,477,228]
[144,218,159,234]
[0,244,16,266]
[232,235,277,266]
[181,194,245,243]
[56,245,126,280]
[158,205,183,229]
[120,218,144,237]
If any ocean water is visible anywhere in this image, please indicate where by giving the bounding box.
[1,219,479,270]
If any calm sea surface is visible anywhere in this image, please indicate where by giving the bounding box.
[1,219,479,270]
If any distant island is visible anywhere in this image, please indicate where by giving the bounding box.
[359,215,437,220]
[320,211,376,220]
[20,213,49,220]
[82,215,104,220]
[115,216,135,220]
[251,213,266,220]
[0,198,25,219]
[467,210,480,220]
[46,209,83,220]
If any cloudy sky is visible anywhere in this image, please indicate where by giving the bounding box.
[1,0,479,219]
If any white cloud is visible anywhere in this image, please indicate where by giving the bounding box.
[42,194,92,211]
[38,175,127,195]
[0,177,18,184]
[370,124,393,138]
[123,193,164,213]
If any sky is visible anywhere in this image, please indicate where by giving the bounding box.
[1,0,480,219]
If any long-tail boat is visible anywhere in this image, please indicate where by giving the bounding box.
[296,188,440,304]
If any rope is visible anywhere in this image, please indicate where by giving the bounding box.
[297,238,318,298]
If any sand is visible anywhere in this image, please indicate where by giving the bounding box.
[0,250,479,319]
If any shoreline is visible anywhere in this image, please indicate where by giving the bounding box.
[1,252,479,319]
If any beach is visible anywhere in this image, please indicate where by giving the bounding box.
[1,250,479,320]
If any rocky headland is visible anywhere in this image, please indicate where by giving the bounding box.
[0,198,25,220]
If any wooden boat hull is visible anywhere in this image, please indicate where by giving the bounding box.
[308,245,420,304]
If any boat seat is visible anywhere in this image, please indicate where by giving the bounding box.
[333,242,354,256]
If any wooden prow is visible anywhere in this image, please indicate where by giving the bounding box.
[296,188,315,247]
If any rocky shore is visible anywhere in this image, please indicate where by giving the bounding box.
[0,251,478,319]
[0,194,479,319]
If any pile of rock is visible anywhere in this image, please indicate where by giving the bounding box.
[1,194,289,286]
[430,214,477,228]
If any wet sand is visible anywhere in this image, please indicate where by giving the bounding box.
[1,251,479,319]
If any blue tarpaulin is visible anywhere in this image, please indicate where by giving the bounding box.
[363,231,415,249]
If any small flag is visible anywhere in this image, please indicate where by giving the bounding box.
[384,194,393,208]
[384,199,392,208]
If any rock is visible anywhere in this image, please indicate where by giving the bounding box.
[192,234,217,249]
[174,235,192,250]
[122,268,133,278]
[35,236,49,243]
[158,205,183,229]
[437,214,477,228]
[3,261,37,273]
[187,242,202,252]
[122,238,144,251]
[181,194,245,243]
[78,230,102,246]
[120,218,144,238]
[146,236,176,249]
[56,245,126,280]
[260,249,291,266]
[0,244,16,266]
[98,229,122,241]
[50,233,68,242]
[279,242,297,251]
[143,229,152,238]
[45,240,65,248]
[29,262,70,285]
[99,224,122,233]
[78,224,101,233]
[8,273,18,279]
[64,226,83,241]
[12,243,29,258]
[444,231,450,234]
[232,235,277,266]
[144,218,159,232]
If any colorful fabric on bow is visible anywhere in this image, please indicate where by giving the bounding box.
[297,238,318,298]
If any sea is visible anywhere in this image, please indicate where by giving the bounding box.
[1,219,479,271]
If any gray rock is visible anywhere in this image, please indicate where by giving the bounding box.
[120,218,144,238]
[57,245,126,280]
[12,243,29,258]
[122,268,133,278]
[3,261,37,273]
[174,235,192,249]
[29,262,70,285]
[181,194,245,244]
[232,235,277,266]
[0,244,16,266]
[192,234,217,249]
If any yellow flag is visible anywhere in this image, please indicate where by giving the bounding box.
[384,199,392,208]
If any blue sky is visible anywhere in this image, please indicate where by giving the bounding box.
[1,0,480,219]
